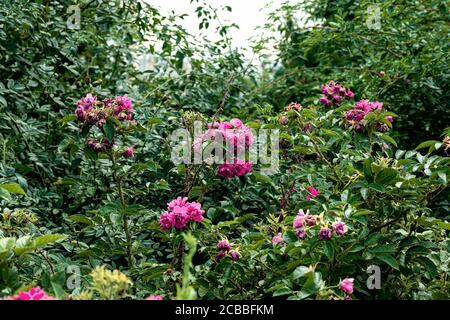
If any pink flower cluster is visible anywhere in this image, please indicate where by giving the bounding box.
[5,287,55,300]
[319,81,354,107]
[159,197,204,230]
[75,94,134,126]
[217,159,252,178]
[194,119,254,178]
[345,99,393,132]
[293,209,348,241]
[214,239,240,262]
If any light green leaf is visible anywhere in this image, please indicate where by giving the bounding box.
[0,183,26,195]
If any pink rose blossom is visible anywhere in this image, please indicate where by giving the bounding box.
[229,250,241,261]
[339,278,354,295]
[332,221,348,237]
[306,186,319,201]
[216,240,231,252]
[318,227,333,240]
[272,232,283,244]
[145,295,163,300]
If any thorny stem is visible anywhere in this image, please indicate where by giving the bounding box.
[308,135,345,187]
[109,152,133,267]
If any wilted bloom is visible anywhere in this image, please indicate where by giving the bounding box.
[306,186,319,201]
[86,138,114,153]
[272,232,283,244]
[295,228,306,240]
[319,97,331,107]
[279,115,289,125]
[215,251,226,262]
[443,136,450,155]
[319,81,354,106]
[332,221,348,237]
[284,102,302,112]
[305,215,317,227]
[7,287,55,300]
[145,295,163,300]
[318,227,333,240]
[230,250,241,261]
[339,278,354,295]
[123,146,135,159]
[113,95,134,121]
[75,94,97,122]
[217,240,231,252]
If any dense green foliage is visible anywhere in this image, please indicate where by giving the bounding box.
[258,0,449,147]
[0,0,448,300]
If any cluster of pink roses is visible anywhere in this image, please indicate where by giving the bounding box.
[319,81,354,107]
[217,159,252,178]
[345,99,393,132]
[159,197,204,230]
[214,239,240,262]
[3,287,55,300]
[293,209,348,241]
[194,119,254,178]
[75,94,135,156]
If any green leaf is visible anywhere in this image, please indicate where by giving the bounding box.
[0,183,26,195]
[292,266,311,279]
[376,254,399,270]
[363,158,374,182]
[104,121,116,143]
[416,140,441,153]
[57,114,77,126]
[415,257,438,278]
[381,134,397,147]
[0,95,7,107]
[324,241,334,260]
[374,168,397,185]
[360,187,369,200]
[369,244,396,254]
[0,237,16,253]
[368,183,385,192]
[273,287,292,297]
[437,171,447,184]
[0,187,11,201]
[31,234,66,250]
[252,171,273,185]
[365,232,381,246]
